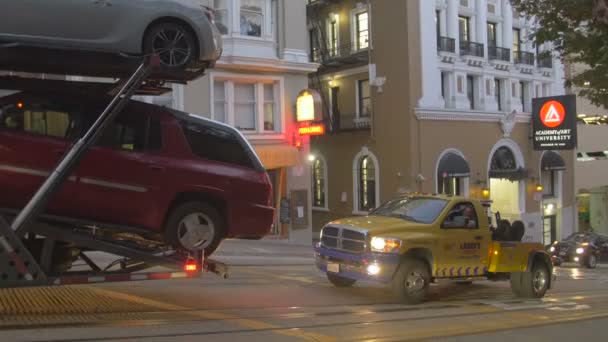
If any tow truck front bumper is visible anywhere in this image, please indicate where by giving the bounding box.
[314,243,401,283]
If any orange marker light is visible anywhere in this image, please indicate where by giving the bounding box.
[17,102,23,108]
[494,250,499,255]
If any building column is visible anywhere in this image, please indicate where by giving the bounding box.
[502,0,513,62]
[417,0,445,108]
[476,0,488,58]
[447,0,459,48]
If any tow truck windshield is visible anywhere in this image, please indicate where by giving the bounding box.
[370,197,449,224]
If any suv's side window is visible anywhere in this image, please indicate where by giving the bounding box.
[179,120,253,169]
[95,110,162,152]
[442,202,478,229]
[0,98,75,140]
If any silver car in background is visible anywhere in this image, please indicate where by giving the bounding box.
[0,0,222,72]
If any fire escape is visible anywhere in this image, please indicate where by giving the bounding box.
[306,0,370,133]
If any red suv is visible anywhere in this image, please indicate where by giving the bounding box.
[0,90,274,256]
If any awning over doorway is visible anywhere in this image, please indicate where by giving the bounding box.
[541,151,566,171]
[437,153,470,177]
[254,144,299,170]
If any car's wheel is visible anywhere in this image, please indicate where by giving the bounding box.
[585,254,598,269]
[391,259,430,304]
[164,202,224,256]
[326,273,357,288]
[510,262,550,298]
[143,22,197,70]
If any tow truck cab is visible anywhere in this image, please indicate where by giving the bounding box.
[314,195,553,304]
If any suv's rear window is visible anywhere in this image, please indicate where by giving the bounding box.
[179,120,254,169]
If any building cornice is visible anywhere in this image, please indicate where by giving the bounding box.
[217,56,319,74]
[415,107,532,123]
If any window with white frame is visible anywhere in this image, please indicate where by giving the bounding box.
[213,78,281,134]
[358,79,371,117]
[328,16,339,56]
[355,11,369,50]
[357,155,376,211]
[311,156,327,209]
[240,0,263,37]
[214,0,229,35]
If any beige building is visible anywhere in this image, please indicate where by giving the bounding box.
[309,0,576,245]
[566,63,608,236]
[144,0,319,244]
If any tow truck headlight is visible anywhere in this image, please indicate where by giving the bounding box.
[576,247,585,254]
[370,237,402,253]
[549,246,555,252]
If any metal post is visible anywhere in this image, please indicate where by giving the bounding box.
[11,55,160,235]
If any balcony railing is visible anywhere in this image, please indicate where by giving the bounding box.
[309,42,369,65]
[488,46,510,62]
[437,36,455,53]
[460,41,484,58]
[332,113,371,131]
[514,51,535,65]
[537,55,553,68]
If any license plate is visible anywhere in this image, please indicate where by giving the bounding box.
[327,263,340,273]
[560,251,566,256]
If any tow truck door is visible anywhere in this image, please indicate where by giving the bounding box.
[437,202,491,277]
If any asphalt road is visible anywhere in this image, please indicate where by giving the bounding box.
[1,242,607,342]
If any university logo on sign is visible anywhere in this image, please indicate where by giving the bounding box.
[532,95,577,151]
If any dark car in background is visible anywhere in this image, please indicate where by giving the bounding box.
[0,90,274,256]
[549,232,608,268]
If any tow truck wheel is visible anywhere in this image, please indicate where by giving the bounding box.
[585,254,598,269]
[510,262,550,298]
[326,273,357,287]
[392,259,430,305]
[143,22,196,70]
[164,202,224,256]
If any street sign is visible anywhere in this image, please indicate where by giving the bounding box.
[532,95,577,150]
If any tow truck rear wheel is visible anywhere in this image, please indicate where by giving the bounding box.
[164,202,224,256]
[326,273,357,287]
[392,259,430,304]
[510,262,550,298]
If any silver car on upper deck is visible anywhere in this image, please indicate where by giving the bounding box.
[0,0,222,73]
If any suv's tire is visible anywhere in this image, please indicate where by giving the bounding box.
[164,202,224,256]
[143,22,196,70]
[391,259,430,305]
[510,262,550,298]
[584,254,598,269]
[326,273,357,287]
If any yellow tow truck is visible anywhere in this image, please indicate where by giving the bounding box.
[314,195,553,304]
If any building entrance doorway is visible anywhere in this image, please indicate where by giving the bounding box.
[489,146,524,224]
[543,215,557,246]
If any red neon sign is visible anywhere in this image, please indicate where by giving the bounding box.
[298,124,325,136]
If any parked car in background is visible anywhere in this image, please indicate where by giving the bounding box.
[549,232,608,268]
[0,90,274,256]
[0,0,222,74]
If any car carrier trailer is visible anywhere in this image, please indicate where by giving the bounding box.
[0,45,228,288]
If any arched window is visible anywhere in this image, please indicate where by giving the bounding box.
[311,157,327,209]
[358,155,376,211]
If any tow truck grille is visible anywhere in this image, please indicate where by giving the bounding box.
[321,226,367,253]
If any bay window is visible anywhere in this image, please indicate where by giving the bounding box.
[213,76,282,135]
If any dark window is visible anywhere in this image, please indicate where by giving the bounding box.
[495,79,502,111]
[179,120,254,169]
[542,170,555,198]
[459,16,470,42]
[358,79,371,117]
[0,96,76,140]
[442,202,478,229]
[312,158,326,208]
[520,81,526,111]
[436,10,441,42]
[467,76,475,109]
[309,29,318,62]
[487,22,497,46]
[513,28,521,53]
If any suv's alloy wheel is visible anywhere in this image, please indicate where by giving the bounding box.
[164,202,224,256]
